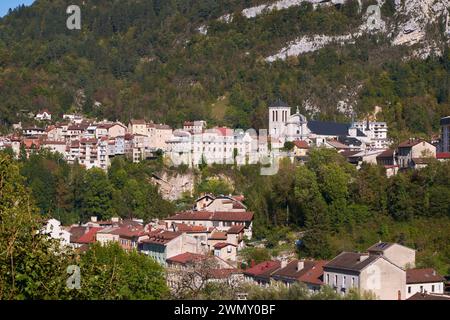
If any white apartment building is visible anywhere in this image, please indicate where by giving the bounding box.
[354,121,390,149]
[166,127,263,167]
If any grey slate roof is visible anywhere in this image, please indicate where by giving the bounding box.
[323,252,379,272]
[367,242,394,253]
[308,121,366,137]
[440,116,450,126]
[269,99,289,108]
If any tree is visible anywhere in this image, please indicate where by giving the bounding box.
[81,168,115,221]
[0,154,73,299]
[75,242,169,300]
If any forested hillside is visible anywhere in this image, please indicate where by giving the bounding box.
[0,0,449,141]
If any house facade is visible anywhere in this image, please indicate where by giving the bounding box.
[323,252,406,300]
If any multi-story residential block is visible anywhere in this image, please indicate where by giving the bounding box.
[139,231,206,266]
[323,252,406,300]
[41,140,67,155]
[183,120,207,134]
[166,127,261,167]
[128,119,148,136]
[23,126,46,136]
[354,121,390,149]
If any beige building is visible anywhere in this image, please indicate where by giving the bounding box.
[397,139,436,169]
[323,252,406,300]
[128,119,148,136]
[367,242,415,269]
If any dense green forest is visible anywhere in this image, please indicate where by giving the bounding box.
[0,0,449,142]
[1,147,449,275]
[0,153,168,299]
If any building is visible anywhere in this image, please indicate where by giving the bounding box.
[367,241,415,269]
[128,119,148,136]
[323,252,406,300]
[441,116,450,152]
[166,127,260,167]
[183,120,207,134]
[41,219,71,247]
[164,210,254,239]
[35,109,52,121]
[354,120,389,149]
[243,260,281,287]
[213,242,237,262]
[268,100,377,150]
[397,139,436,169]
[271,259,327,292]
[406,268,446,299]
[193,194,247,212]
[139,231,206,266]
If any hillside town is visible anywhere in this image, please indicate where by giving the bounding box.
[1,102,449,174]
[41,192,449,300]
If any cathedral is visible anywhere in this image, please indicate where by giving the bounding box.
[268,100,389,150]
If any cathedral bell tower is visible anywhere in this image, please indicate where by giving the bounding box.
[268,99,291,138]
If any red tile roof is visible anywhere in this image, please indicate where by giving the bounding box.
[272,260,327,285]
[141,231,181,245]
[244,260,281,279]
[436,152,450,159]
[166,252,208,265]
[293,140,309,149]
[213,242,236,249]
[75,227,102,244]
[166,211,253,222]
[298,260,328,285]
[406,268,445,284]
[227,225,245,234]
[174,223,208,233]
[209,232,227,240]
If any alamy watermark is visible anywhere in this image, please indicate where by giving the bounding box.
[66,5,81,30]
[66,265,81,290]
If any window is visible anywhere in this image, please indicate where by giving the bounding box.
[408,286,411,294]
[432,285,435,292]
[351,277,355,287]
[326,274,330,285]
[420,286,424,293]
[334,275,338,286]
[227,246,232,253]
[342,276,346,288]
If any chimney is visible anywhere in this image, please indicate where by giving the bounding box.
[90,216,97,222]
[281,259,288,269]
[297,261,304,271]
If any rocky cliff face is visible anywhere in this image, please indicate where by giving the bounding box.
[151,171,195,201]
[211,0,450,61]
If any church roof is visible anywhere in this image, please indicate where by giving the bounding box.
[307,121,366,137]
[269,99,289,108]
